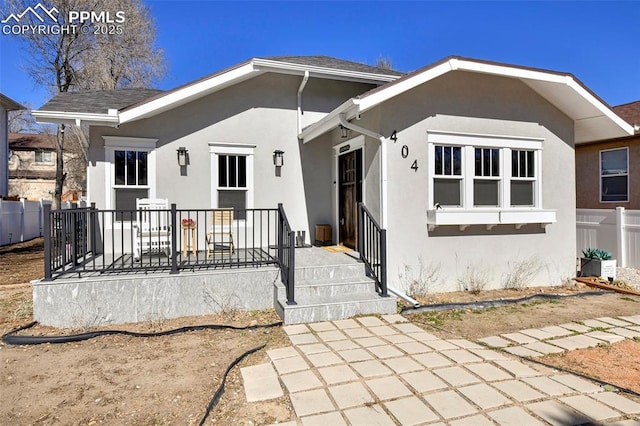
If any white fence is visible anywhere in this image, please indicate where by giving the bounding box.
[577,208,640,268]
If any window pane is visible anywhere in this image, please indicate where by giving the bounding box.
[137,151,148,186]
[483,149,490,177]
[229,155,237,187]
[453,147,461,175]
[475,148,482,176]
[526,151,535,177]
[238,156,246,187]
[519,151,526,178]
[491,149,499,177]
[602,176,628,201]
[218,190,246,219]
[115,188,148,221]
[435,146,442,175]
[115,150,126,185]
[444,146,451,175]
[511,181,534,206]
[218,155,227,187]
[434,179,461,207]
[126,151,136,185]
[474,180,499,206]
[511,150,518,177]
[601,149,627,175]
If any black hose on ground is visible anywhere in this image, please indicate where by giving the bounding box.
[401,290,614,314]
[1,321,283,345]
[198,344,266,426]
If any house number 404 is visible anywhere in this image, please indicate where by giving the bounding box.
[401,145,418,172]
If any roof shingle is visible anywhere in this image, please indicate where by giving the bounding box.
[262,55,404,77]
[39,88,164,114]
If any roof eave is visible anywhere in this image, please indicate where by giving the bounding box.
[252,58,400,84]
[32,109,120,127]
[300,99,360,143]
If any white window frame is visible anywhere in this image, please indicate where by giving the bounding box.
[426,131,554,229]
[599,147,629,203]
[209,143,255,220]
[103,137,158,227]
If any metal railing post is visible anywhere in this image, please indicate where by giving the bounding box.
[170,203,178,274]
[71,206,78,266]
[358,203,364,258]
[380,229,388,297]
[43,203,52,280]
[287,230,296,305]
[277,203,283,262]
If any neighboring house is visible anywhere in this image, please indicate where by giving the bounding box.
[1,94,25,197]
[576,100,640,209]
[7,133,84,200]
[33,55,633,295]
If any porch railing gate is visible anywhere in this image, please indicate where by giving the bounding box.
[358,202,388,297]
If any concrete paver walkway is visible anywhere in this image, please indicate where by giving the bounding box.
[241,314,640,425]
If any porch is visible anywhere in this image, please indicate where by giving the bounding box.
[35,203,393,326]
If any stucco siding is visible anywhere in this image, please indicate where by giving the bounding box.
[576,137,640,209]
[372,71,576,292]
[87,73,377,242]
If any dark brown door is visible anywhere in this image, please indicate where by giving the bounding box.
[339,149,363,249]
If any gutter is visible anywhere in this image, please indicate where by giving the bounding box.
[297,71,310,135]
[337,113,388,229]
[32,109,120,127]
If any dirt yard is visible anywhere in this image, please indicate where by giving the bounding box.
[1,239,639,424]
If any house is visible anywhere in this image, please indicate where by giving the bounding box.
[32,56,633,326]
[575,100,640,209]
[1,93,24,197]
[8,132,85,200]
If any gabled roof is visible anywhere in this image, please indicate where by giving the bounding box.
[301,56,634,144]
[9,133,56,151]
[613,100,640,134]
[33,56,402,126]
[0,93,24,110]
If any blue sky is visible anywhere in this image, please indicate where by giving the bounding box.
[1,1,639,110]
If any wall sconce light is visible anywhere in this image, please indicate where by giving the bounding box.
[273,150,284,167]
[339,125,349,138]
[177,147,188,166]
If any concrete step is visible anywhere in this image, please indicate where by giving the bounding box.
[294,263,366,281]
[275,292,397,325]
[274,276,377,300]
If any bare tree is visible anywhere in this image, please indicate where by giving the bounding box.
[8,0,165,208]
[8,106,42,133]
[376,55,393,70]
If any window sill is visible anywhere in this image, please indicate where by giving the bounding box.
[427,208,556,231]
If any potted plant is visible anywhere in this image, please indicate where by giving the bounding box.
[580,248,617,281]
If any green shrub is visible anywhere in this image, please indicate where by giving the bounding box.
[582,248,612,260]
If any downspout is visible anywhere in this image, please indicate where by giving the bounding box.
[338,113,388,229]
[297,71,310,135]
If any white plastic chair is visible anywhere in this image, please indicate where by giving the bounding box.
[133,198,171,260]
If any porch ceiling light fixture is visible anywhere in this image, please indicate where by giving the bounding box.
[339,125,349,138]
[177,147,188,166]
[273,150,284,167]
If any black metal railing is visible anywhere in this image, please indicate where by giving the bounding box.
[277,203,296,305]
[44,203,286,280]
[358,202,388,297]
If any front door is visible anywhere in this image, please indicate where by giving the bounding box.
[339,149,363,249]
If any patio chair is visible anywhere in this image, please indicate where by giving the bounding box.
[206,208,235,257]
[133,198,172,260]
